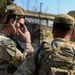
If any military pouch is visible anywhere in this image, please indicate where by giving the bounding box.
[50,67,75,75]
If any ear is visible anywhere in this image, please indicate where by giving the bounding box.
[71,29,75,36]
[9,18,14,25]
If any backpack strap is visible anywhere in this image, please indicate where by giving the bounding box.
[34,42,47,75]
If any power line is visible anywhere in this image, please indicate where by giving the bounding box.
[38,3,43,45]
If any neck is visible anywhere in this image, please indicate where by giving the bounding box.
[54,35,71,41]
[2,26,11,36]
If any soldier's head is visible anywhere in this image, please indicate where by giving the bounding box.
[0,4,25,36]
[52,14,75,39]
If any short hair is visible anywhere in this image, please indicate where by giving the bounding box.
[17,15,25,21]
[4,15,25,24]
[4,14,16,24]
[53,22,74,34]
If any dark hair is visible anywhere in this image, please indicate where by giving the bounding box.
[4,14,16,24]
[53,22,74,34]
[17,15,25,21]
[4,15,25,24]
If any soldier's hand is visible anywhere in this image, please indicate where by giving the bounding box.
[19,25,31,43]
[27,49,34,54]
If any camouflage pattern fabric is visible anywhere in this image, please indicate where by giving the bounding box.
[14,38,75,75]
[0,30,34,75]
[54,14,75,25]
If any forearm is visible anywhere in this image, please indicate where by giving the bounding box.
[23,43,34,56]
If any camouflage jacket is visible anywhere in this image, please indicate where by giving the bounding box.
[0,30,34,75]
[14,38,75,75]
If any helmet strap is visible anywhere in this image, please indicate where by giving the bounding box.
[11,16,18,36]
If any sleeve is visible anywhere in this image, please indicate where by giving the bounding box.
[0,39,26,67]
[24,43,34,56]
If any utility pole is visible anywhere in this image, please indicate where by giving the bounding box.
[38,3,43,46]
[58,0,60,14]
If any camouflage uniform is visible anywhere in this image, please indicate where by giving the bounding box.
[14,14,75,75]
[0,4,34,75]
[0,29,34,75]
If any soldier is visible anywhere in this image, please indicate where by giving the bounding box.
[14,14,75,75]
[0,4,34,75]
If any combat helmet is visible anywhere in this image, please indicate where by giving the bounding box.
[0,4,25,24]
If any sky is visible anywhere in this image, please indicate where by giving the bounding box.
[14,0,75,14]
